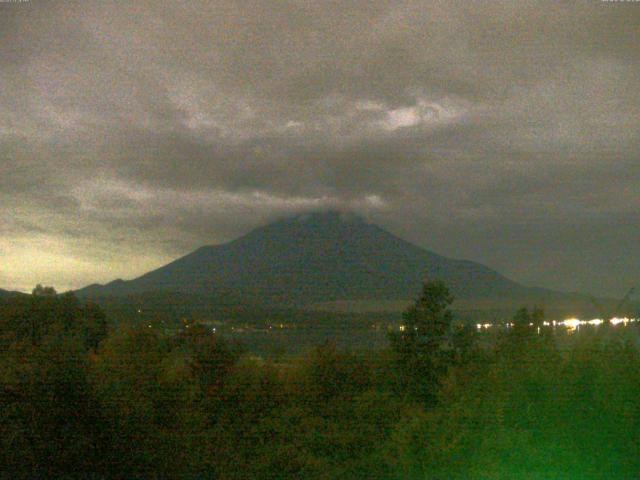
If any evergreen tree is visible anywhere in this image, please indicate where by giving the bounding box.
[389,280,455,403]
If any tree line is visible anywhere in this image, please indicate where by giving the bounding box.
[1,282,639,478]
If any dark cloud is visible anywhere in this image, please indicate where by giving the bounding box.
[1,0,639,295]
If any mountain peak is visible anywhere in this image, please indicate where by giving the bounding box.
[76,212,529,305]
[236,209,375,246]
[282,209,367,226]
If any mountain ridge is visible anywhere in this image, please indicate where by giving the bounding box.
[0,288,26,299]
[75,211,571,308]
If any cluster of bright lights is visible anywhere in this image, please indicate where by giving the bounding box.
[476,317,637,331]
[610,317,634,326]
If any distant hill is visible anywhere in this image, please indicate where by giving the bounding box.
[0,288,25,300]
[76,211,592,312]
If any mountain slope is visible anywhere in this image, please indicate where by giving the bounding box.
[0,289,25,300]
[76,211,559,306]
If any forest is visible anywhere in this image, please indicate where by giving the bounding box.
[1,282,639,479]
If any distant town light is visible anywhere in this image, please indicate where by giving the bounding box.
[611,317,630,325]
[561,318,581,328]
[473,317,638,332]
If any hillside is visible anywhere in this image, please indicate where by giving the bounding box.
[76,211,583,310]
[0,289,24,300]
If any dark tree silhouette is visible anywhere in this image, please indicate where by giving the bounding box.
[389,279,455,402]
[31,284,57,297]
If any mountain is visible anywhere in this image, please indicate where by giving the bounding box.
[0,288,25,300]
[76,211,576,309]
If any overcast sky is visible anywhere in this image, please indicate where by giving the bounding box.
[1,0,639,295]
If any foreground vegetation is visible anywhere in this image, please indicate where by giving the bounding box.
[1,283,639,479]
